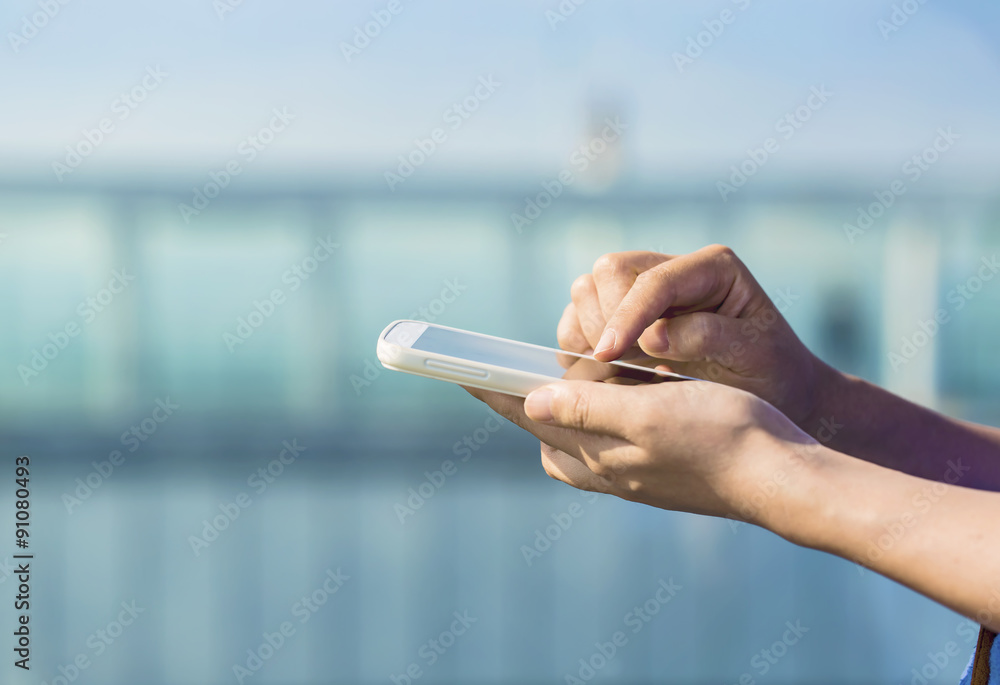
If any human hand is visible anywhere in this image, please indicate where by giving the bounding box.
[463,379,818,523]
[557,245,833,426]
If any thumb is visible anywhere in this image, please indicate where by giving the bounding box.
[636,312,746,363]
[523,381,631,437]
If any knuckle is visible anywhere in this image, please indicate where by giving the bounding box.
[555,321,572,348]
[541,460,560,481]
[570,273,594,300]
[592,253,624,278]
[566,391,592,428]
[589,459,610,478]
[707,244,743,270]
[556,306,579,347]
[632,266,672,299]
[706,243,736,259]
[539,445,561,480]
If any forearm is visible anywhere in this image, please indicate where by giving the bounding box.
[764,443,1000,633]
[800,358,1000,491]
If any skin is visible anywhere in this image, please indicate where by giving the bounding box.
[463,244,1000,633]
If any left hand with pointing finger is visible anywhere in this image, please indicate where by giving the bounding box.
[464,379,823,524]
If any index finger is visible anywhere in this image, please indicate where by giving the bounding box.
[592,251,675,323]
[592,245,742,361]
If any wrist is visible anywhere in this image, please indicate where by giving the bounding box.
[795,356,856,439]
[737,434,846,550]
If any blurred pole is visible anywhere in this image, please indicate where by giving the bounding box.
[880,213,941,408]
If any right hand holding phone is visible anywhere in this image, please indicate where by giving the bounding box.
[558,244,834,426]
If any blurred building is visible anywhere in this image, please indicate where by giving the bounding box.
[2,1,1000,684]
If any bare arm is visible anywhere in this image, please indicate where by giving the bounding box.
[801,360,1000,491]
[465,378,1000,634]
[774,440,1000,632]
[562,245,1000,489]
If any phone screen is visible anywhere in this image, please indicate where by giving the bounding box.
[394,322,686,385]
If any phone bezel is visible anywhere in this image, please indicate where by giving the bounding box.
[376,319,697,398]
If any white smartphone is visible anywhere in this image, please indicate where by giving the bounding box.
[376,319,698,397]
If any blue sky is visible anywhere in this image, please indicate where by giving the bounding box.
[2,0,1000,190]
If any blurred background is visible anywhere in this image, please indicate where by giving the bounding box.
[2,1,1000,683]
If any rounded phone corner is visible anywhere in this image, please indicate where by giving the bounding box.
[376,338,401,367]
[377,319,405,342]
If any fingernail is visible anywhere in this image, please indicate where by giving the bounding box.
[524,387,555,422]
[594,328,616,356]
